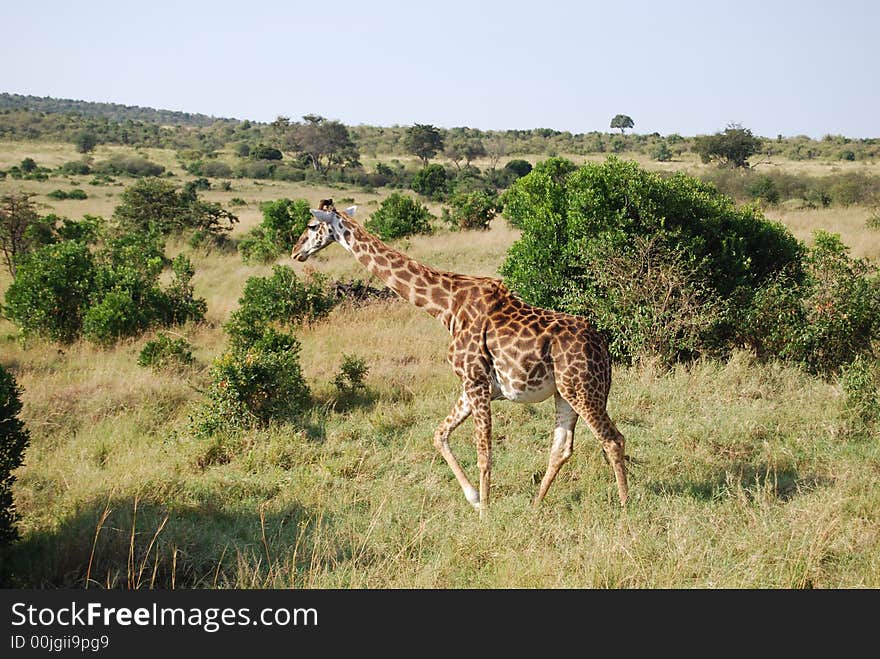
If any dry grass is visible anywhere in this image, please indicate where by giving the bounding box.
[766,206,880,260]
[2,140,879,589]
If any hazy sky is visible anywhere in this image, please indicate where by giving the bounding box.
[2,0,877,138]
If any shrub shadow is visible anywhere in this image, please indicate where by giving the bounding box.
[648,462,832,502]
[2,494,352,589]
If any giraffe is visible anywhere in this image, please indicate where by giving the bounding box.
[291,200,628,514]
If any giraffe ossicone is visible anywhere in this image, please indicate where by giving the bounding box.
[291,200,628,514]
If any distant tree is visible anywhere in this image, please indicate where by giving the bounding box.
[288,115,359,174]
[484,136,508,170]
[404,124,444,167]
[693,123,763,168]
[610,114,635,134]
[652,142,672,162]
[19,158,37,173]
[114,178,237,237]
[462,139,486,167]
[74,130,98,153]
[444,139,465,170]
[445,133,486,169]
[270,115,291,137]
[0,193,42,277]
[504,159,533,179]
[250,144,283,161]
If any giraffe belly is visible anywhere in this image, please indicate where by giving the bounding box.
[491,369,556,403]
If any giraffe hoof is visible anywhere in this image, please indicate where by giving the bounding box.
[464,486,480,508]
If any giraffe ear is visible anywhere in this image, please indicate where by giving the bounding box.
[309,209,336,223]
[344,205,357,217]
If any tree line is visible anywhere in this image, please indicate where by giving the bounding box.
[2,94,879,168]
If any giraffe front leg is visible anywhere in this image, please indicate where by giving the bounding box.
[433,390,480,508]
[465,382,492,518]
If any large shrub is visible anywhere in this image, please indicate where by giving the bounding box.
[137,332,196,371]
[501,157,803,365]
[411,164,448,200]
[563,237,722,364]
[239,198,311,264]
[194,328,310,436]
[93,154,165,178]
[744,231,880,375]
[113,178,237,238]
[4,241,97,343]
[4,229,206,346]
[225,265,335,346]
[442,191,498,231]
[364,193,433,241]
[82,289,152,346]
[0,365,30,546]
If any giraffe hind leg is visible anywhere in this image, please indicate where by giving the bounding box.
[559,390,628,506]
[534,393,578,505]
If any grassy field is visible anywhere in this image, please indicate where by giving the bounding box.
[1,142,879,588]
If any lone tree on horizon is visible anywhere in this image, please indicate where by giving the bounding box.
[610,114,635,134]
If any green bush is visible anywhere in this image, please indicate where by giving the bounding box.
[137,332,196,371]
[442,191,498,231]
[58,160,91,175]
[364,193,433,240]
[113,178,237,238]
[47,189,88,201]
[745,231,880,375]
[411,164,448,200]
[82,289,151,346]
[163,255,207,325]
[4,241,97,343]
[0,365,30,546]
[239,198,312,264]
[190,160,233,178]
[250,144,283,161]
[652,142,673,162]
[747,175,780,205]
[333,354,369,393]
[195,328,310,436]
[5,227,206,346]
[501,157,803,365]
[93,154,165,177]
[504,159,533,179]
[225,266,335,347]
[236,160,276,179]
[238,227,278,264]
[563,238,722,364]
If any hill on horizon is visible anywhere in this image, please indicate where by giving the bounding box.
[0,92,237,128]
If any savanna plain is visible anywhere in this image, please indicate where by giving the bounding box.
[2,137,879,589]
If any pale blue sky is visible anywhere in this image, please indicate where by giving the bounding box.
[1,0,877,137]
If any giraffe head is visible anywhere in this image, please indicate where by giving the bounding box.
[291,201,357,262]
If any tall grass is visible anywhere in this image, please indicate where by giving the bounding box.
[1,143,879,588]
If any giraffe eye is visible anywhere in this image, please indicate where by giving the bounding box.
[307,223,319,231]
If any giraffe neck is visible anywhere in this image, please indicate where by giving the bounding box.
[343,220,455,329]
